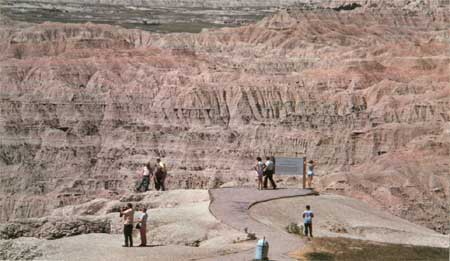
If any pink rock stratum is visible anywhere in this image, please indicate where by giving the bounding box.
[0,6,449,237]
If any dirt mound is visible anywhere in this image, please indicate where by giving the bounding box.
[250,194,449,248]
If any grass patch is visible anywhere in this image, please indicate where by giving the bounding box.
[306,252,334,260]
[291,237,449,261]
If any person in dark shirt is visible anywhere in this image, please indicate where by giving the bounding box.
[263,156,277,189]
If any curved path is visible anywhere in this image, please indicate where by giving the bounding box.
[204,188,314,261]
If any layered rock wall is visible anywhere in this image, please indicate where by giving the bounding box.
[0,9,449,233]
[7,0,450,9]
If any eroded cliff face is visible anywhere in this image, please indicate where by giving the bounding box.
[6,0,449,9]
[0,9,449,233]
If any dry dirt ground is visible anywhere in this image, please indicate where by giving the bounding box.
[2,234,247,261]
[1,189,448,260]
[0,190,255,261]
[250,194,449,249]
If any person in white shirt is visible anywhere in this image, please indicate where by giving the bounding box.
[136,162,152,192]
[254,157,265,190]
[306,160,316,189]
[302,205,314,238]
[137,207,148,247]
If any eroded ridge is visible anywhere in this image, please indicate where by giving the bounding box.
[0,7,449,234]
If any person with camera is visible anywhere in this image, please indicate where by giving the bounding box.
[120,203,135,247]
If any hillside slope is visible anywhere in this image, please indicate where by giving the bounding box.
[0,8,449,233]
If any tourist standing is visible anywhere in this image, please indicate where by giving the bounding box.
[302,205,314,239]
[137,207,148,247]
[263,156,277,189]
[136,162,152,192]
[154,158,167,191]
[254,157,265,190]
[120,203,135,247]
[306,160,315,188]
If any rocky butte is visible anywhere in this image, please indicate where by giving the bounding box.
[0,0,449,257]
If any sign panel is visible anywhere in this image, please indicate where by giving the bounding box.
[274,157,304,175]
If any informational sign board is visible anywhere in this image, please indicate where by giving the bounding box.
[274,157,305,176]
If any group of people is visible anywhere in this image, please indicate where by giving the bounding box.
[254,157,316,189]
[118,201,315,248]
[254,156,277,190]
[254,156,316,239]
[121,157,168,247]
[120,203,148,247]
[124,156,316,248]
[136,158,168,192]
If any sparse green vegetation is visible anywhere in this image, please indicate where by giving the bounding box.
[286,222,304,237]
[291,237,449,261]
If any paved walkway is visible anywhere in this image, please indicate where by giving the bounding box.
[203,188,313,261]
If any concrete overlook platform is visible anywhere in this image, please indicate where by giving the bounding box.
[205,188,314,260]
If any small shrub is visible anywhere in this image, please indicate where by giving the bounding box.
[286,222,303,237]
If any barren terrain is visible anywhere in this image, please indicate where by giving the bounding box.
[250,194,449,248]
[0,190,255,260]
[0,3,449,261]
[1,189,447,260]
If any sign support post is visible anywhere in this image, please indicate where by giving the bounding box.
[302,158,306,189]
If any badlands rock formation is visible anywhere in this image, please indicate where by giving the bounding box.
[7,0,450,9]
[0,5,449,238]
